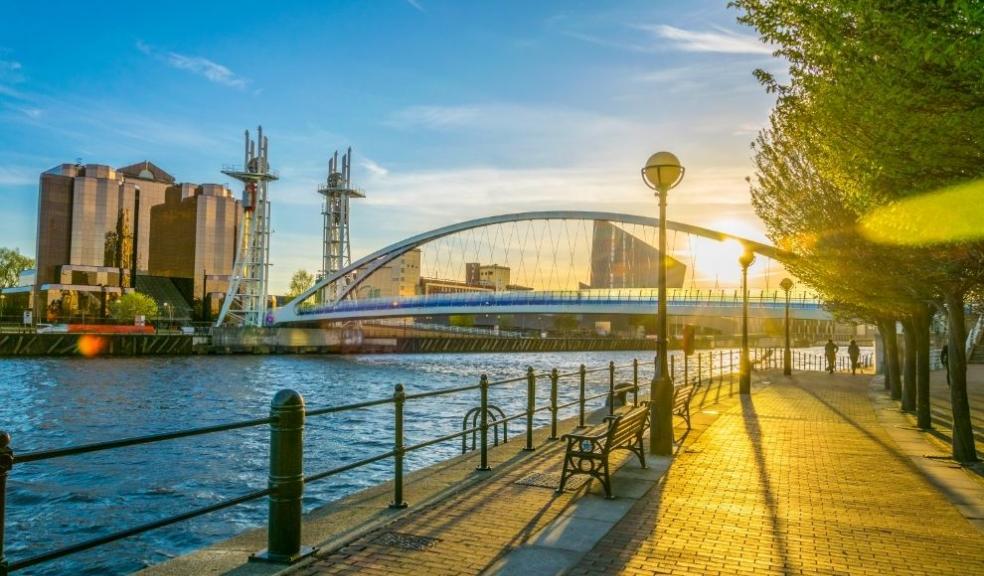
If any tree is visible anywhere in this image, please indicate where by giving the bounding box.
[732,0,984,461]
[109,292,159,322]
[449,315,474,328]
[286,269,315,299]
[0,247,34,288]
[552,314,579,332]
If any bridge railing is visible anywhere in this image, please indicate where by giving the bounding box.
[0,357,656,573]
[298,289,824,316]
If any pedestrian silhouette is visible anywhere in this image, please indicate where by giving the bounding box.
[848,338,860,375]
[941,344,950,387]
[825,338,839,374]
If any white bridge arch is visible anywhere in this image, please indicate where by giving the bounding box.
[272,210,814,325]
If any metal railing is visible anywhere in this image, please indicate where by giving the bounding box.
[0,357,646,574]
[299,289,825,316]
[0,346,854,574]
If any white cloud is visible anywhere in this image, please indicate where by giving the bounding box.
[641,25,772,55]
[362,158,389,177]
[0,165,36,185]
[386,105,482,129]
[136,41,249,89]
[405,0,424,12]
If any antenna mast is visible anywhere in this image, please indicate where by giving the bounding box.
[216,126,278,326]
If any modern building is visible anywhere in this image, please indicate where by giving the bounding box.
[590,221,686,289]
[30,161,241,322]
[149,183,242,317]
[356,249,421,299]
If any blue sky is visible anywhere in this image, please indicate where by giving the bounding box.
[0,0,783,292]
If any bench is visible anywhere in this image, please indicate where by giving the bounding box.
[556,403,650,499]
[673,381,699,432]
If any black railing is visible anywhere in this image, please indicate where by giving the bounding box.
[0,347,855,574]
[0,358,645,574]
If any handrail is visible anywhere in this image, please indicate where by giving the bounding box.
[0,356,652,574]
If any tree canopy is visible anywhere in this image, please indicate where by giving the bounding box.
[109,292,159,322]
[0,247,34,289]
[286,269,315,299]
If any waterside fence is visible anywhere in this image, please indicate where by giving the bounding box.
[0,347,870,574]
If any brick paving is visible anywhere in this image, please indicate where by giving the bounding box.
[571,373,984,576]
[291,372,984,576]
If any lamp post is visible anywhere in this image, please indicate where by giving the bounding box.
[739,247,756,394]
[641,151,685,455]
[780,277,793,376]
[164,302,172,327]
[1,293,5,323]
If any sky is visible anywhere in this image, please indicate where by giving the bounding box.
[0,0,785,293]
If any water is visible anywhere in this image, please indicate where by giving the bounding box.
[0,346,871,575]
[0,352,657,576]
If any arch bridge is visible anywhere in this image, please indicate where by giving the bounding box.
[272,211,830,325]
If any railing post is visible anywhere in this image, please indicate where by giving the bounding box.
[0,431,11,576]
[549,368,559,440]
[697,353,702,386]
[524,367,535,451]
[578,364,586,428]
[632,358,639,406]
[477,375,491,471]
[391,384,408,508]
[608,361,616,415]
[670,355,675,386]
[684,353,689,386]
[255,389,310,563]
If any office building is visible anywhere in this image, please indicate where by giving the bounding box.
[590,221,686,289]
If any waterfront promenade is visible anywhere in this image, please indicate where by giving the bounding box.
[286,372,984,576]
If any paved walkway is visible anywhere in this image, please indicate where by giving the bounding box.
[571,373,984,576]
[290,373,984,576]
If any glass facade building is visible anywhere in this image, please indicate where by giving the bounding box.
[590,220,686,289]
[32,161,241,321]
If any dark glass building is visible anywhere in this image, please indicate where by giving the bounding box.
[590,221,686,289]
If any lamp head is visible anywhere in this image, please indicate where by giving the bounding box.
[738,247,756,269]
[779,277,793,292]
[642,151,684,192]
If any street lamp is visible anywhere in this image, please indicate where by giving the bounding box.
[739,247,756,394]
[780,277,793,376]
[1,293,6,322]
[164,302,173,326]
[641,151,685,455]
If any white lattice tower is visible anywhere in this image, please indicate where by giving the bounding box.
[318,147,364,302]
[216,126,278,327]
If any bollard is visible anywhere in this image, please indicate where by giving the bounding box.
[578,364,586,428]
[730,350,735,392]
[608,361,616,415]
[549,368,559,440]
[389,384,408,508]
[477,375,491,471]
[632,358,639,406]
[253,390,311,563]
[0,431,11,576]
[524,367,535,451]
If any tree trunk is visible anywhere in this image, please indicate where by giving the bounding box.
[880,318,902,400]
[946,291,978,463]
[913,305,932,429]
[901,318,916,412]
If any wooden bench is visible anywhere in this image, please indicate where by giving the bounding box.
[673,381,699,432]
[556,403,650,499]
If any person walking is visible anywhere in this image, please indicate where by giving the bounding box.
[848,338,860,375]
[941,343,950,387]
[825,338,839,374]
